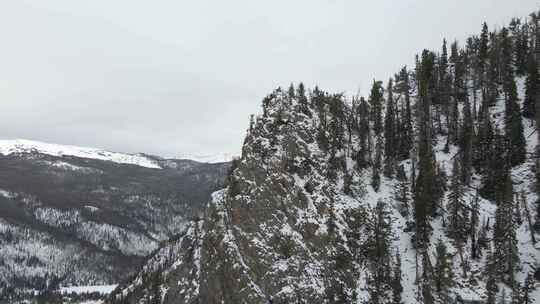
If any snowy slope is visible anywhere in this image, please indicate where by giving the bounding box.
[176,152,236,164]
[59,284,118,295]
[0,139,162,169]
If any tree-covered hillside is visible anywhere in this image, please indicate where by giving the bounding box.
[109,10,540,304]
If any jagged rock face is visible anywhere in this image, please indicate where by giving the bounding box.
[114,90,371,303]
[199,92,362,303]
[0,151,229,295]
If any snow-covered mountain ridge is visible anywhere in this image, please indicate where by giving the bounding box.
[0,139,163,168]
[0,139,233,168]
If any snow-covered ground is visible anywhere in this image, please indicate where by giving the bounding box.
[176,152,236,163]
[0,139,162,168]
[59,284,117,295]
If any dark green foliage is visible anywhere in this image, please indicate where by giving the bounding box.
[433,239,454,295]
[288,83,295,100]
[479,22,490,68]
[485,246,498,304]
[395,66,413,160]
[414,50,437,249]
[483,30,499,109]
[328,94,346,152]
[523,56,539,119]
[296,82,311,117]
[226,158,242,197]
[394,165,411,217]
[459,96,474,185]
[493,172,520,285]
[372,137,382,192]
[384,79,396,177]
[370,80,384,136]
[500,28,514,88]
[439,39,450,106]
[470,194,481,259]
[480,129,506,200]
[433,163,447,216]
[474,105,494,174]
[278,236,296,259]
[446,159,469,242]
[510,18,529,76]
[504,78,527,166]
[365,201,394,304]
[356,97,371,169]
[343,171,353,195]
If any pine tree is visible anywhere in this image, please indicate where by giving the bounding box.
[296,82,311,117]
[485,245,499,304]
[365,201,394,304]
[493,171,520,285]
[414,50,437,249]
[510,18,529,76]
[500,28,514,88]
[480,129,505,200]
[433,239,454,298]
[460,96,474,185]
[523,55,539,119]
[394,165,411,217]
[479,22,490,68]
[433,163,447,216]
[440,39,452,140]
[343,171,353,195]
[357,97,371,169]
[370,80,384,136]
[288,83,295,100]
[470,194,481,259]
[485,31,500,108]
[328,94,346,152]
[384,78,396,177]
[396,66,413,160]
[446,158,470,242]
[448,42,463,146]
[372,137,382,192]
[504,78,527,166]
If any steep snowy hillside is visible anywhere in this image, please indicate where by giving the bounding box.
[0,144,229,301]
[111,16,540,303]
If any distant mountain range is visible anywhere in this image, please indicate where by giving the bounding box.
[0,139,230,299]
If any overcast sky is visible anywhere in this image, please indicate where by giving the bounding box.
[0,1,538,159]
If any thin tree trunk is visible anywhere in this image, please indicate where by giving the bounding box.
[522,194,537,244]
[457,242,468,278]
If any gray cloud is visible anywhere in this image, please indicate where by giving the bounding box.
[0,0,538,158]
